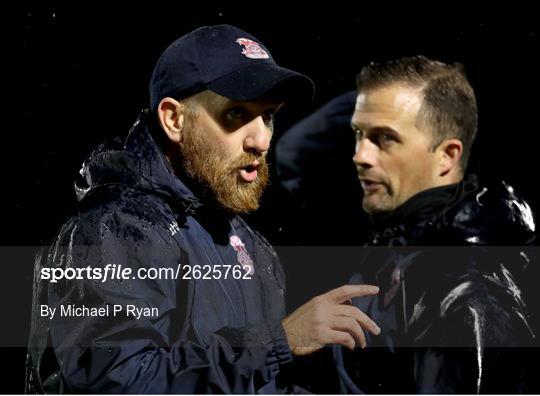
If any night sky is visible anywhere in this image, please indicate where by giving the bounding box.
[3,4,539,392]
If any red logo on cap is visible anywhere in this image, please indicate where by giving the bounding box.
[236,38,269,59]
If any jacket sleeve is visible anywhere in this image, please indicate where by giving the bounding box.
[414,277,534,394]
[44,210,292,393]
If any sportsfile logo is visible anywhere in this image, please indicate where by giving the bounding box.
[40,262,254,283]
[40,263,182,283]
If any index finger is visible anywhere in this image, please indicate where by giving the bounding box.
[325,284,379,304]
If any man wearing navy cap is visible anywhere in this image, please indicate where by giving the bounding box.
[27,25,380,393]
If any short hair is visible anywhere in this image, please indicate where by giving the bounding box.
[356,56,478,172]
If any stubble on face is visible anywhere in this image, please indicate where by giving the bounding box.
[361,182,395,214]
[354,85,436,215]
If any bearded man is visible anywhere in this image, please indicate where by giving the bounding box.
[26,25,380,393]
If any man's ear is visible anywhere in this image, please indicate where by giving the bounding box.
[437,138,463,176]
[157,97,186,144]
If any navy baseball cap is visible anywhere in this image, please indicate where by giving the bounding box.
[149,25,314,110]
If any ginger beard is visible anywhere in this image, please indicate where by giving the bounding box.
[179,113,269,214]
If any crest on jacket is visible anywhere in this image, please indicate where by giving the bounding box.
[229,235,255,274]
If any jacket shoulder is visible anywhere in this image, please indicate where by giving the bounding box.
[449,181,536,245]
[53,186,179,254]
[413,265,534,347]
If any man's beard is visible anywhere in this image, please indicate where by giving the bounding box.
[179,121,269,214]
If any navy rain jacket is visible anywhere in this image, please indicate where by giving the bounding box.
[26,110,292,393]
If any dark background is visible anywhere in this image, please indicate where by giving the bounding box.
[3,4,539,393]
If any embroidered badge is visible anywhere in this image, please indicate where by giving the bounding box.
[236,38,269,59]
[229,235,255,274]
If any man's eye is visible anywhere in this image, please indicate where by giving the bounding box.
[354,129,363,139]
[380,134,395,143]
[227,107,245,119]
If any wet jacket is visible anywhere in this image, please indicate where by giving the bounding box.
[335,176,538,393]
[26,111,291,393]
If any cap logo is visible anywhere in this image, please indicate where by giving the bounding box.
[236,38,269,59]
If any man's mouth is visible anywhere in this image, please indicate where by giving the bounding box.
[359,178,383,193]
[239,161,259,182]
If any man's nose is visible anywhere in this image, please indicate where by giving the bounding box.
[353,138,378,168]
[243,116,271,154]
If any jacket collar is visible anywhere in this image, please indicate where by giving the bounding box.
[75,109,202,215]
[369,175,479,232]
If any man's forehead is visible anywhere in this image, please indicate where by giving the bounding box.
[190,90,228,107]
[194,90,283,108]
[353,86,424,126]
[355,86,423,112]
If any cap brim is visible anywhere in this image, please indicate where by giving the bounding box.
[206,63,315,104]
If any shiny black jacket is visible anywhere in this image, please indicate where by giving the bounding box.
[335,176,538,393]
[26,111,291,393]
